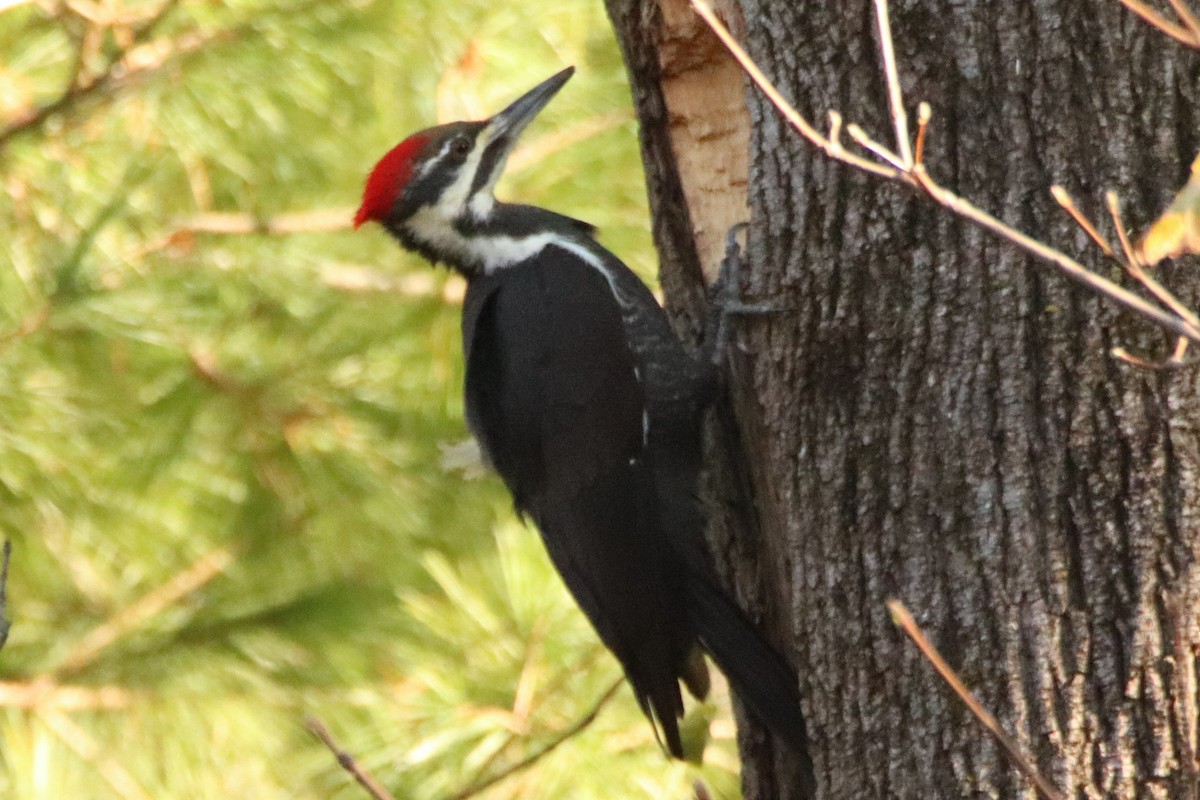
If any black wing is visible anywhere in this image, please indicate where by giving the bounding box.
[462,246,692,755]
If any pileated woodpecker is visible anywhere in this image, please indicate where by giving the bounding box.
[355,67,812,784]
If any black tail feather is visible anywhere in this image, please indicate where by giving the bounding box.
[629,671,685,759]
[687,571,816,794]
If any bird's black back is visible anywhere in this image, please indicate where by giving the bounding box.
[460,223,813,789]
[462,245,694,755]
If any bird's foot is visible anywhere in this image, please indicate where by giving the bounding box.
[703,222,784,365]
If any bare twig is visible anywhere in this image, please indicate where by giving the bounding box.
[307,717,398,800]
[1111,343,1194,368]
[0,679,134,710]
[446,677,625,800]
[690,0,1200,346]
[1052,187,1196,367]
[913,102,931,166]
[1102,192,1198,366]
[448,647,608,791]
[1107,192,1200,328]
[1051,186,1116,257]
[63,16,95,95]
[308,664,620,800]
[846,123,908,170]
[1108,192,1142,267]
[1116,0,1200,47]
[54,545,236,676]
[888,600,1068,800]
[1168,0,1200,40]
[175,209,355,236]
[1052,185,1198,367]
[0,540,11,650]
[1172,336,1191,362]
[873,0,912,167]
[911,166,1200,341]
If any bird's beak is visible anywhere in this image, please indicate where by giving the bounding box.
[461,67,574,214]
[485,66,574,150]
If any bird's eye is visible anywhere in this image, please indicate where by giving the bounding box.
[450,136,471,159]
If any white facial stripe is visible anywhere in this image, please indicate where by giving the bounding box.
[467,128,509,221]
[415,137,456,181]
[406,207,557,272]
[468,192,495,220]
[432,140,452,163]
[437,132,490,216]
[404,209,625,286]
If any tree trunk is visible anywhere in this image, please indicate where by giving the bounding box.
[604,1,1200,798]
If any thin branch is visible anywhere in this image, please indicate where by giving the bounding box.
[846,123,908,171]
[63,16,95,95]
[887,600,1068,800]
[445,677,625,800]
[1051,186,1116,257]
[64,0,177,28]
[873,0,912,167]
[1102,192,1198,366]
[175,209,355,236]
[320,264,465,302]
[913,102,931,166]
[909,166,1200,341]
[1107,192,1200,328]
[54,545,236,676]
[0,679,134,710]
[0,540,10,651]
[1116,0,1200,47]
[1052,186,1197,368]
[1109,192,1142,267]
[307,717,398,800]
[1111,343,1195,369]
[828,110,844,146]
[1173,336,1191,362]
[448,646,608,791]
[1052,187,1196,367]
[690,0,1200,345]
[1168,0,1200,41]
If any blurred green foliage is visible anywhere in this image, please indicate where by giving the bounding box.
[0,1,741,798]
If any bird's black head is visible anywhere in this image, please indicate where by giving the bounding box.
[354,67,575,273]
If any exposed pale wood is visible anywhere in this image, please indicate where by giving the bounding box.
[655,0,750,280]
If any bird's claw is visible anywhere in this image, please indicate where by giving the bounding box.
[704,222,781,366]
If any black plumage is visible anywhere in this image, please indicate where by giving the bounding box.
[463,246,694,754]
[356,67,814,790]
[460,227,811,776]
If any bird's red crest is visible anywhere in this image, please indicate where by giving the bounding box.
[354,133,431,229]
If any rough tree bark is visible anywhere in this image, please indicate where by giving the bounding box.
[604,1,1200,798]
